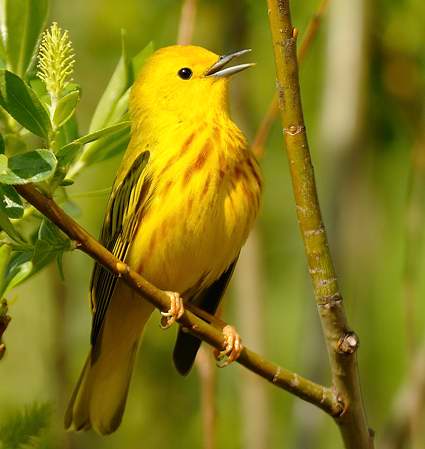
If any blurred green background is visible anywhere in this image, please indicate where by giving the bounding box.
[1,0,425,448]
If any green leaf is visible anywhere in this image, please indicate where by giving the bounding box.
[105,89,130,125]
[0,244,12,297]
[56,114,79,149]
[0,70,51,138]
[37,218,69,248]
[65,121,130,148]
[79,124,131,167]
[29,77,48,98]
[88,30,131,132]
[32,219,72,273]
[0,149,57,184]
[1,251,32,294]
[0,209,24,243]
[131,41,154,79]
[0,403,51,449]
[0,0,49,77]
[56,251,65,280]
[0,154,7,172]
[53,90,80,128]
[0,185,24,218]
[1,220,71,295]
[3,134,27,155]
[0,33,6,66]
[56,121,130,167]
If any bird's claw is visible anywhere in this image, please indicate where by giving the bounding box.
[160,291,184,329]
[214,325,243,368]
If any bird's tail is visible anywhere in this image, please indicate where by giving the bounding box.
[64,282,154,435]
[173,329,202,375]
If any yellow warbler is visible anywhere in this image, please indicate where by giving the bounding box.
[65,45,262,435]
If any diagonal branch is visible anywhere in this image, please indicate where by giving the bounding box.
[14,183,342,417]
[265,1,373,448]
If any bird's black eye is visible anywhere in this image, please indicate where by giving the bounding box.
[178,67,193,80]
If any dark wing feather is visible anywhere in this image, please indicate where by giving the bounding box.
[90,151,150,345]
[173,258,238,376]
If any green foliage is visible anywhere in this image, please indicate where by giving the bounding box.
[68,37,153,178]
[0,11,152,326]
[0,70,52,138]
[0,150,57,184]
[52,90,79,129]
[0,251,33,297]
[56,121,131,168]
[0,0,49,77]
[33,219,73,274]
[0,209,25,244]
[88,31,132,133]
[0,403,51,449]
[72,117,132,176]
[0,185,24,218]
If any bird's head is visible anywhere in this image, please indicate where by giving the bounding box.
[130,45,254,125]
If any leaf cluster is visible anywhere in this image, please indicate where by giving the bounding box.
[0,1,152,315]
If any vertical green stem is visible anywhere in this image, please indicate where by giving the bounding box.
[265,1,373,448]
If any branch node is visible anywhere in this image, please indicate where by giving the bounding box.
[290,373,300,387]
[319,277,337,287]
[304,226,325,237]
[272,366,281,384]
[317,293,342,308]
[292,27,298,39]
[309,267,325,275]
[336,393,347,416]
[283,124,305,136]
[116,261,129,276]
[337,331,360,355]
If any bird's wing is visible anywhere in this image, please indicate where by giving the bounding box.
[90,150,151,345]
[172,257,238,375]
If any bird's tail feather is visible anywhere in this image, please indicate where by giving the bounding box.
[173,329,202,376]
[65,283,153,435]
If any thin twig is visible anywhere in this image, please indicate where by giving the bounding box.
[177,0,198,45]
[297,0,329,63]
[0,299,11,360]
[252,0,329,158]
[14,183,342,416]
[265,1,373,449]
[251,97,279,158]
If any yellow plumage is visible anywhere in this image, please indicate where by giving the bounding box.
[65,45,262,435]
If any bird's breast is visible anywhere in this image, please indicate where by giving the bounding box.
[128,130,262,295]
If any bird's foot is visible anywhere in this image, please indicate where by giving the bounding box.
[160,291,184,329]
[214,325,243,367]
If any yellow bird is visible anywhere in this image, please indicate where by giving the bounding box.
[65,45,262,435]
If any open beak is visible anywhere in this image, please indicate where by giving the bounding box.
[205,49,255,78]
